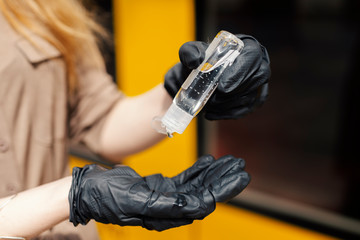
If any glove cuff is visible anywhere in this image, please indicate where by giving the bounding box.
[68,166,91,226]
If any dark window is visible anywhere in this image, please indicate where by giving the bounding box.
[196,0,360,238]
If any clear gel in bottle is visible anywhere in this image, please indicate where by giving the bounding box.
[153,30,244,137]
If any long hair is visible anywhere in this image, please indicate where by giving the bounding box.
[0,0,108,93]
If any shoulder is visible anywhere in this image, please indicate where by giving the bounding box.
[0,11,61,67]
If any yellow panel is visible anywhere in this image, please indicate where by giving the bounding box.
[115,0,195,96]
[112,0,197,176]
[69,156,91,169]
[96,0,198,239]
[199,203,337,240]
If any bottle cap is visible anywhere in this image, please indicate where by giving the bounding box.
[161,103,193,135]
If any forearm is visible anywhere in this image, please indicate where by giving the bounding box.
[0,176,72,238]
[99,84,172,162]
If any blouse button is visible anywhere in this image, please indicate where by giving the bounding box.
[0,138,9,153]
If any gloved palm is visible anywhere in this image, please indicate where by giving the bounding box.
[165,34,271,120]
[145,155,249,202]
[69,155,250,231]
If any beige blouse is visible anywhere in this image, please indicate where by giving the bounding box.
[0,12,122,239]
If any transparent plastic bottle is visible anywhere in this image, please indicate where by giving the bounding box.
[153,30,244,137]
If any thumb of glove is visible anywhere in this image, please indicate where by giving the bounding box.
[179,41,208,69]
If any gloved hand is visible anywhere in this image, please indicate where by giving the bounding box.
[68,155,250,231]
[142,154,250,230]
[165,34,271,120]
[68,164,214,231]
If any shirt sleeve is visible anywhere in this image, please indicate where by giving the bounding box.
[69,68,124,154]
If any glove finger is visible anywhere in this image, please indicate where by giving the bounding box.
[235,33,260,42]
[164,62,192,97]
[203,156,246,186]
[144,189,215,219]
[218,37,264,93]
[198,155,249,202]
[179,41,208,69]
[206,155,245,175]
[216,34,270,96]
[172,154,215,186]
[236,56,271,95]
[209,171,250,202]
[143,217,194,231]
[204,68,269,120]
[176,155,245,192]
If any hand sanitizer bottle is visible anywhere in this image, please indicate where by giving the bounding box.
[153,30,244,137]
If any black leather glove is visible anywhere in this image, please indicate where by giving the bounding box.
[68,155,249,231]
[165,34,271,120]
[68,164,214,231]
[141,154,249,230]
